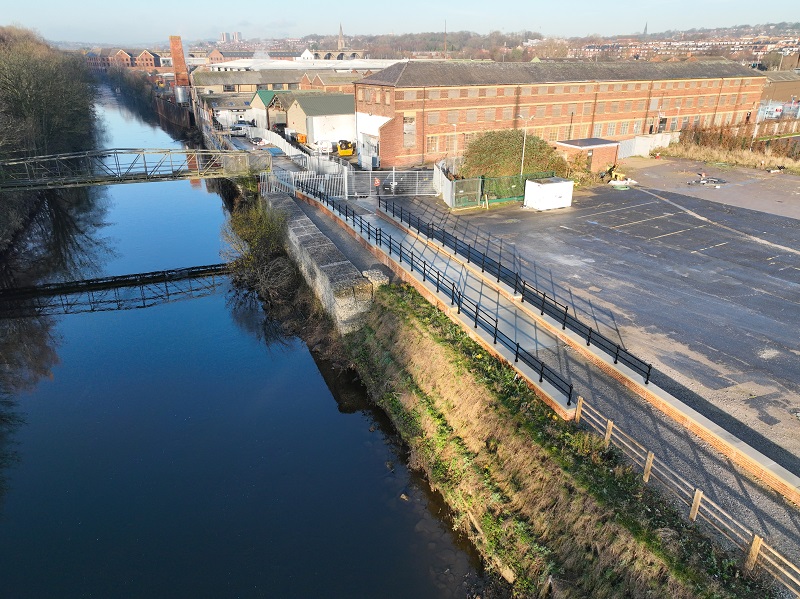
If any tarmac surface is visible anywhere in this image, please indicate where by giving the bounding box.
[389,158,800,478]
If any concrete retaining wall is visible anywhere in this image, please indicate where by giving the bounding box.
[263,192,374,335]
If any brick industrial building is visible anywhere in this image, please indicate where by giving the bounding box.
[353,60,766,168]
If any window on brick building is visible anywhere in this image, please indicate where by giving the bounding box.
[649,98,659,110]
[468,87,478,98]
[633,121,642,134]
[730,95,737,105]
[567,104,577,116]
[444,134,456,152]
[448,88,459,99]
[426,135,437,153]
[614,84,622,91]
[223,84,235,92]
[669,118,678,131]
[582,103,591,116]
[536,106,546,118]
[593,123,603,136]
[685,98,693,108]
[636,100,645,111]
[740,94,747,105]
[610,101,619,113]
[549,129,558,141]
[627,83,635,91]
[464,133,477,147]
[485,108,495,121]
[466,109,477,123]
[719,94,726,105]
[624,100,632,112]
[698,96,705,107]
[555,86,563,94]
[607,122,616,135]
[404,90,416,101]
[429,89,440,99]
[502,107,513,120]
[364,88,372,102]
[599,84,608,92]
[537,86,546,95]
[570,85,579,94]
[403,114,416,148]
[357,89,363,101]
[652,82,661,90]
[620,122,629,135]
[386,92,391,104]
[681,116,690,129]
[428,112,440,125]
[521,86,532,96]
[693,115,701,127]
[486,87,497,97]
[518,107,529,118]
[448,110,459,124]
[662,99,670,109]
[551,104,561,117]
[596,102,605,114]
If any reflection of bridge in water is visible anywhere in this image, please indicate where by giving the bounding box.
[0,264,229,317]
[0,148,270,191]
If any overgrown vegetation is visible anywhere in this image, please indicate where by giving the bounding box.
[346,283,776,598]
[657,125,800,175]
[459,130,600,188]
[222,187,343,359]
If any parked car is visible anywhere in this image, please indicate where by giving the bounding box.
[229,126,246,137]
[250,137,263,145]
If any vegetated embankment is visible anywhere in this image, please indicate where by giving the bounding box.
[345,283,775,599]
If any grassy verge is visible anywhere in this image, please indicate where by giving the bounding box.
[345,283,775,598]
[656,143,800,175]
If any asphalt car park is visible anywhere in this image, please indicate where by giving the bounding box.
[401,158,800,471]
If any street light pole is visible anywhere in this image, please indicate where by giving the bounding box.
[451,123,458,175]
[517,115,534,178]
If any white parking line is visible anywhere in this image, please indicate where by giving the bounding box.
[691,241,729,254]
[649,224,707,240]
[580,201,658,219]
[612,212,678,228]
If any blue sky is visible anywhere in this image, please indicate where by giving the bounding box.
[3,0,778,46]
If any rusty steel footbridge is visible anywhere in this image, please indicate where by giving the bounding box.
[0,148,271,191]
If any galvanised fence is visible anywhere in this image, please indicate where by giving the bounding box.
[379,199,653,384]
[290,180,574,405]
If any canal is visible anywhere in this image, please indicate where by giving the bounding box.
[0,89,484,598]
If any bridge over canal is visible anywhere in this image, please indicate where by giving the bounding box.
[0,148,271,191]
[0,264,228,317]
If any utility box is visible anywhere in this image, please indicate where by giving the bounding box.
[523,177,574,211]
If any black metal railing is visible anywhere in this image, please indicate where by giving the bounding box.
[294,181,574,404]
[378,198,653,384]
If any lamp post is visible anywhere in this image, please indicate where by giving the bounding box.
[451,123,458,175]
[517,115,534,178]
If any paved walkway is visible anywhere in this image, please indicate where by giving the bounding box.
[292,189,800,569]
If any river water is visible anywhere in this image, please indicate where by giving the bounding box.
[0,89,483,598]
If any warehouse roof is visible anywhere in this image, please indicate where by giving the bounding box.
[191,69,307,86]
[358,59,765,87]
[291,94,355,116]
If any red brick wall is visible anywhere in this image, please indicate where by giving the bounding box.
[357,74,766,168]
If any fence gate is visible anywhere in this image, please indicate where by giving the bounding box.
[346,170,438,198]
[265,167,346,197]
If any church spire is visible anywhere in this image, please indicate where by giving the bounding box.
[338,24,345,51]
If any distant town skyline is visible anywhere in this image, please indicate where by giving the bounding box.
[3,0,793,46]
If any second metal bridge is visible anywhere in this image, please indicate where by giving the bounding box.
[0,264,229,317]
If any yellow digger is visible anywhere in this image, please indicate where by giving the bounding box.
[336,140,354,157]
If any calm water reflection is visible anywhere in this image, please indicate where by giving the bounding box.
[0,89,482,597]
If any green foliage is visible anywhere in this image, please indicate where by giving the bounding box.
[460,129,569,179]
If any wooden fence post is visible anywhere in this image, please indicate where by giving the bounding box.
[604,419,614,449]
[643,451,655,483]
[743,534,763,574]
[689,488,703,522]
[574,396,584,423]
